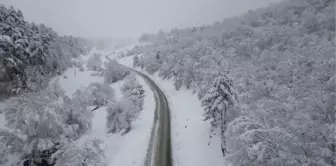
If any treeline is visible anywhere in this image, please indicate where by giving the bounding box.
[131,0,335,165]
[0,5,90,96]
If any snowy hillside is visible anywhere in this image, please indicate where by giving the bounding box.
[124,0,336,165]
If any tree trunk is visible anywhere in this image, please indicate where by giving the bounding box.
[221,106,228,156]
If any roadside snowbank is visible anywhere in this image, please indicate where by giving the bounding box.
[119,56,228,166]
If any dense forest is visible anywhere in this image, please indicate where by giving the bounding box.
[130,0,335,165]
[0,5,89,97]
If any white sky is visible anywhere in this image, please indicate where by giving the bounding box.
[1,0,281,39]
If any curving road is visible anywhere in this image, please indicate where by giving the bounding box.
[131,69,172,166]
[107,54,172,166]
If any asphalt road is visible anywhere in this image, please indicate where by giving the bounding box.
[131,69,172,166]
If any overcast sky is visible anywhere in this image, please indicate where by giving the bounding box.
[1,0,280,39]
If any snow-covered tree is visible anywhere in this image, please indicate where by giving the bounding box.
[225,116,294,166]
[63,95,93,138]
[71,82,114,113]
[52,138,107,166]
[106,99,133,134]
[0,79,96,165]
[181,57,195,89]
[142,53,161,74]
[87,53,102,72]
[121,74,145,118]
[201,76,237,156]
[105,74,145,135]
[89,82,114,107]
[0,80,72,164]
[104,60,130,84]
[0,5,89,96]
[159,61,172,79]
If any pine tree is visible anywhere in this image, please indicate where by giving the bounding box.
[201,75,237,156]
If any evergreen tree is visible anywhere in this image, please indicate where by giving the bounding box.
[201,76,237,156]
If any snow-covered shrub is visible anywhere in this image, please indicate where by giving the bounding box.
[105,74,144,134]
[104,60,130,84]
[63,96,93,138]
[0,79,97,165]
[89,83,115,107]
[225,116,295,166]
[0,80,81,165]
[106,99,133,134]
[142,54,161,74]
[86,53,102,72]
[121,74,145,117]
[0,129,24,164]
[52,138,106,166]
[72,82,115,109]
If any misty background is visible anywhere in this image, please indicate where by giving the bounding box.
[1,0,281,39]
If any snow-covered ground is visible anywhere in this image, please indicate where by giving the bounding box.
[119,56,228,166]
[57,50,155,166]
[0,48,156,166]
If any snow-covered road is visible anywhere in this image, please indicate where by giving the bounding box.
[131,69,172,166]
